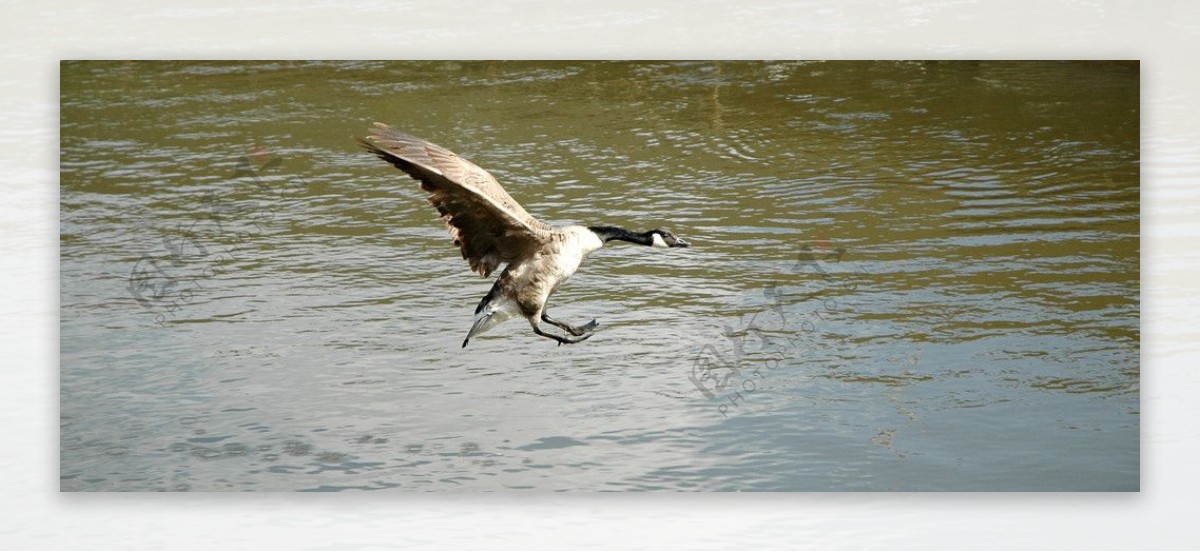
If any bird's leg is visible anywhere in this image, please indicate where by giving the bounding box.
[530,317,593,345]
[541,312,600,336]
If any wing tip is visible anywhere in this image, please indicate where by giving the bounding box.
[358,125,446,177]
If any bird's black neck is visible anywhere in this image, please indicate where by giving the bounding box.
[588,225,654,246]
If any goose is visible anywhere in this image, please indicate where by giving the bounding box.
[357,122,690,348]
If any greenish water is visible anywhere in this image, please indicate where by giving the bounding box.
[60,61,1138,491]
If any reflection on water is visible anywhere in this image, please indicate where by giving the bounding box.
[60,61,1138,491]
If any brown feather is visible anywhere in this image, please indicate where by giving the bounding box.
[358,123,551,277]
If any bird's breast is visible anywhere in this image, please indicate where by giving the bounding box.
[544,240,586,283]
[506,227,599,300]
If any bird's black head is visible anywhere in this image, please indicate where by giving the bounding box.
[649,228,690,248]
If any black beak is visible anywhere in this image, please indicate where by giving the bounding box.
[673,238,690,248]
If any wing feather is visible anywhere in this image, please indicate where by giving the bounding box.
[358,123,549,277]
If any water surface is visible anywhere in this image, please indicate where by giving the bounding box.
[60,61,1139,491]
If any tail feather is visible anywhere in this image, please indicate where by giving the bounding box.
[463,310,496,348]
[462,282,517,348]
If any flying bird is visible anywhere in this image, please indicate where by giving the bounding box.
[358,123,690,347]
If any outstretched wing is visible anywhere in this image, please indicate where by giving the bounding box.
[358,123,550,278]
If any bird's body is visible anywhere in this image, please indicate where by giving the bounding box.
[358,123,689,347]
[464,225,603,345]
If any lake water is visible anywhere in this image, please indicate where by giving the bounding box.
[60,60,1139,491]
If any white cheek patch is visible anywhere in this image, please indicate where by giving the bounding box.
[651,233,669,248]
